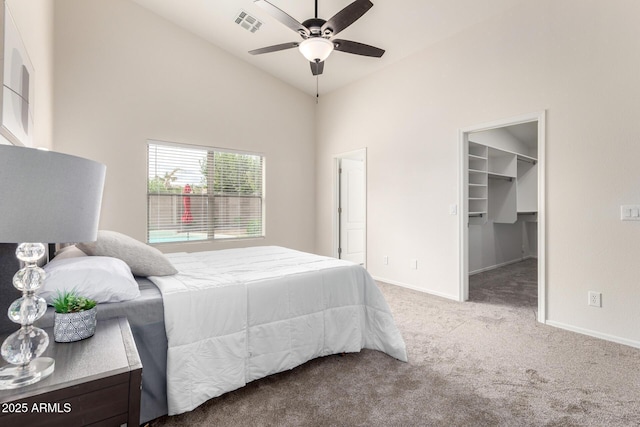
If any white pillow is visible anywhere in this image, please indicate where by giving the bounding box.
[41,256,141,304]
[77,230,178,277]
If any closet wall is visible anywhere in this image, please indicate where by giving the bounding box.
[468,126,538,273]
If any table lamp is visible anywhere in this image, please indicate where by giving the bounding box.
[0,145,106,389]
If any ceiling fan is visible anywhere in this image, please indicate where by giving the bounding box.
[249,0,384,76]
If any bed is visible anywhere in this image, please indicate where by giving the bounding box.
[1,239,407,423]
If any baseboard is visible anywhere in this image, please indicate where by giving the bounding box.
[469,256,536,276]
[546,320,640,350]
[371,276,459,301]
[373,274,640,349]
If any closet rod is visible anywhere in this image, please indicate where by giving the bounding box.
[517,157,537,165]
[488,175,514,182]
[469,213,485,218]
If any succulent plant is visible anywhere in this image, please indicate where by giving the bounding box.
[52,289,97,314]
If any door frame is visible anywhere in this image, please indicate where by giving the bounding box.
[333,148,367,267]
[458,111,546,323]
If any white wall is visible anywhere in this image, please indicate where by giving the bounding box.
[5,0,54,149]
[53,0,317,253]
[469,220,527,274]
[316,0,640,346]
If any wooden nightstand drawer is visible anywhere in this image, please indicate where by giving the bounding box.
[0,318,142,427]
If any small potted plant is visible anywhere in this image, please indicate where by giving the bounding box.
[52,290,98,343]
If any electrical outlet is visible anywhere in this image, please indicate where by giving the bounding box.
[588,291,602,307]
[410,259,418,270]
[383,256,388,265]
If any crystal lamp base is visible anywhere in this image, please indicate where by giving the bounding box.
[0,357,55,389]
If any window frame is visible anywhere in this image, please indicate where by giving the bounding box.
[146,139,266,244]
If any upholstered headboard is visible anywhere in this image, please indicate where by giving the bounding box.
[0,244,19,334]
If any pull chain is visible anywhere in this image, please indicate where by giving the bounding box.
[314,1,320,103]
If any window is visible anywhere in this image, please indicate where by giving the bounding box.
[147,140,264,244]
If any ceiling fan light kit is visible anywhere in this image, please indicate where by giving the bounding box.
[250,0,384,76]
[299,37,334,62]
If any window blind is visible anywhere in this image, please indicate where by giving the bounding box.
[147,141,264,244]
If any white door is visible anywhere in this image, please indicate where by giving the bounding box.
[339,158,366,265]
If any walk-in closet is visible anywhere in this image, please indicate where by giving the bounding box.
[467,122,538,302]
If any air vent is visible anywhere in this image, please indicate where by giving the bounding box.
[235,10,263,33]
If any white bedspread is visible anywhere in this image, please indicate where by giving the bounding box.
[149,246,407,415]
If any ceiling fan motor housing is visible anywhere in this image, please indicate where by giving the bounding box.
[301,18,330,37]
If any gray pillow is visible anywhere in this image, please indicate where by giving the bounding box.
[77,230,178,277]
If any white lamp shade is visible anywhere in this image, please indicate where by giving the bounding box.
[299,38,334,62]
[0,145,106,243]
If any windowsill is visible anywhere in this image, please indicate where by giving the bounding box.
[149,236,266,249]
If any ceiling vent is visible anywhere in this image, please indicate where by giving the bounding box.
[235,10,263,33]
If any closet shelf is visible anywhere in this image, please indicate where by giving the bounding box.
[468,140,537,227]
[468,142,489,225]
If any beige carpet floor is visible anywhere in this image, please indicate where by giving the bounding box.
[150,259,640,426]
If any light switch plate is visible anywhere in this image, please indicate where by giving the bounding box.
[620,205,640,221]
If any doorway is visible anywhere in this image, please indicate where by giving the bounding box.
[459,112,546,323]
[334,149,367,266]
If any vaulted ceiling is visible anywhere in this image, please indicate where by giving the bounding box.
[132,0,525,95]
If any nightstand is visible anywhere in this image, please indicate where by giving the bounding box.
[0,317,142,426]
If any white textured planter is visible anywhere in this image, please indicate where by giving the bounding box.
[53,306,97,343]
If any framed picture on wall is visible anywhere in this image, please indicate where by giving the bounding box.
[0,1,34,147]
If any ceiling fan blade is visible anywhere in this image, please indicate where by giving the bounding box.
[333,39,384,57]
[249,42,299,55]
[310,61,325,76]
[321,0,373,37]
[254,0,310,37]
